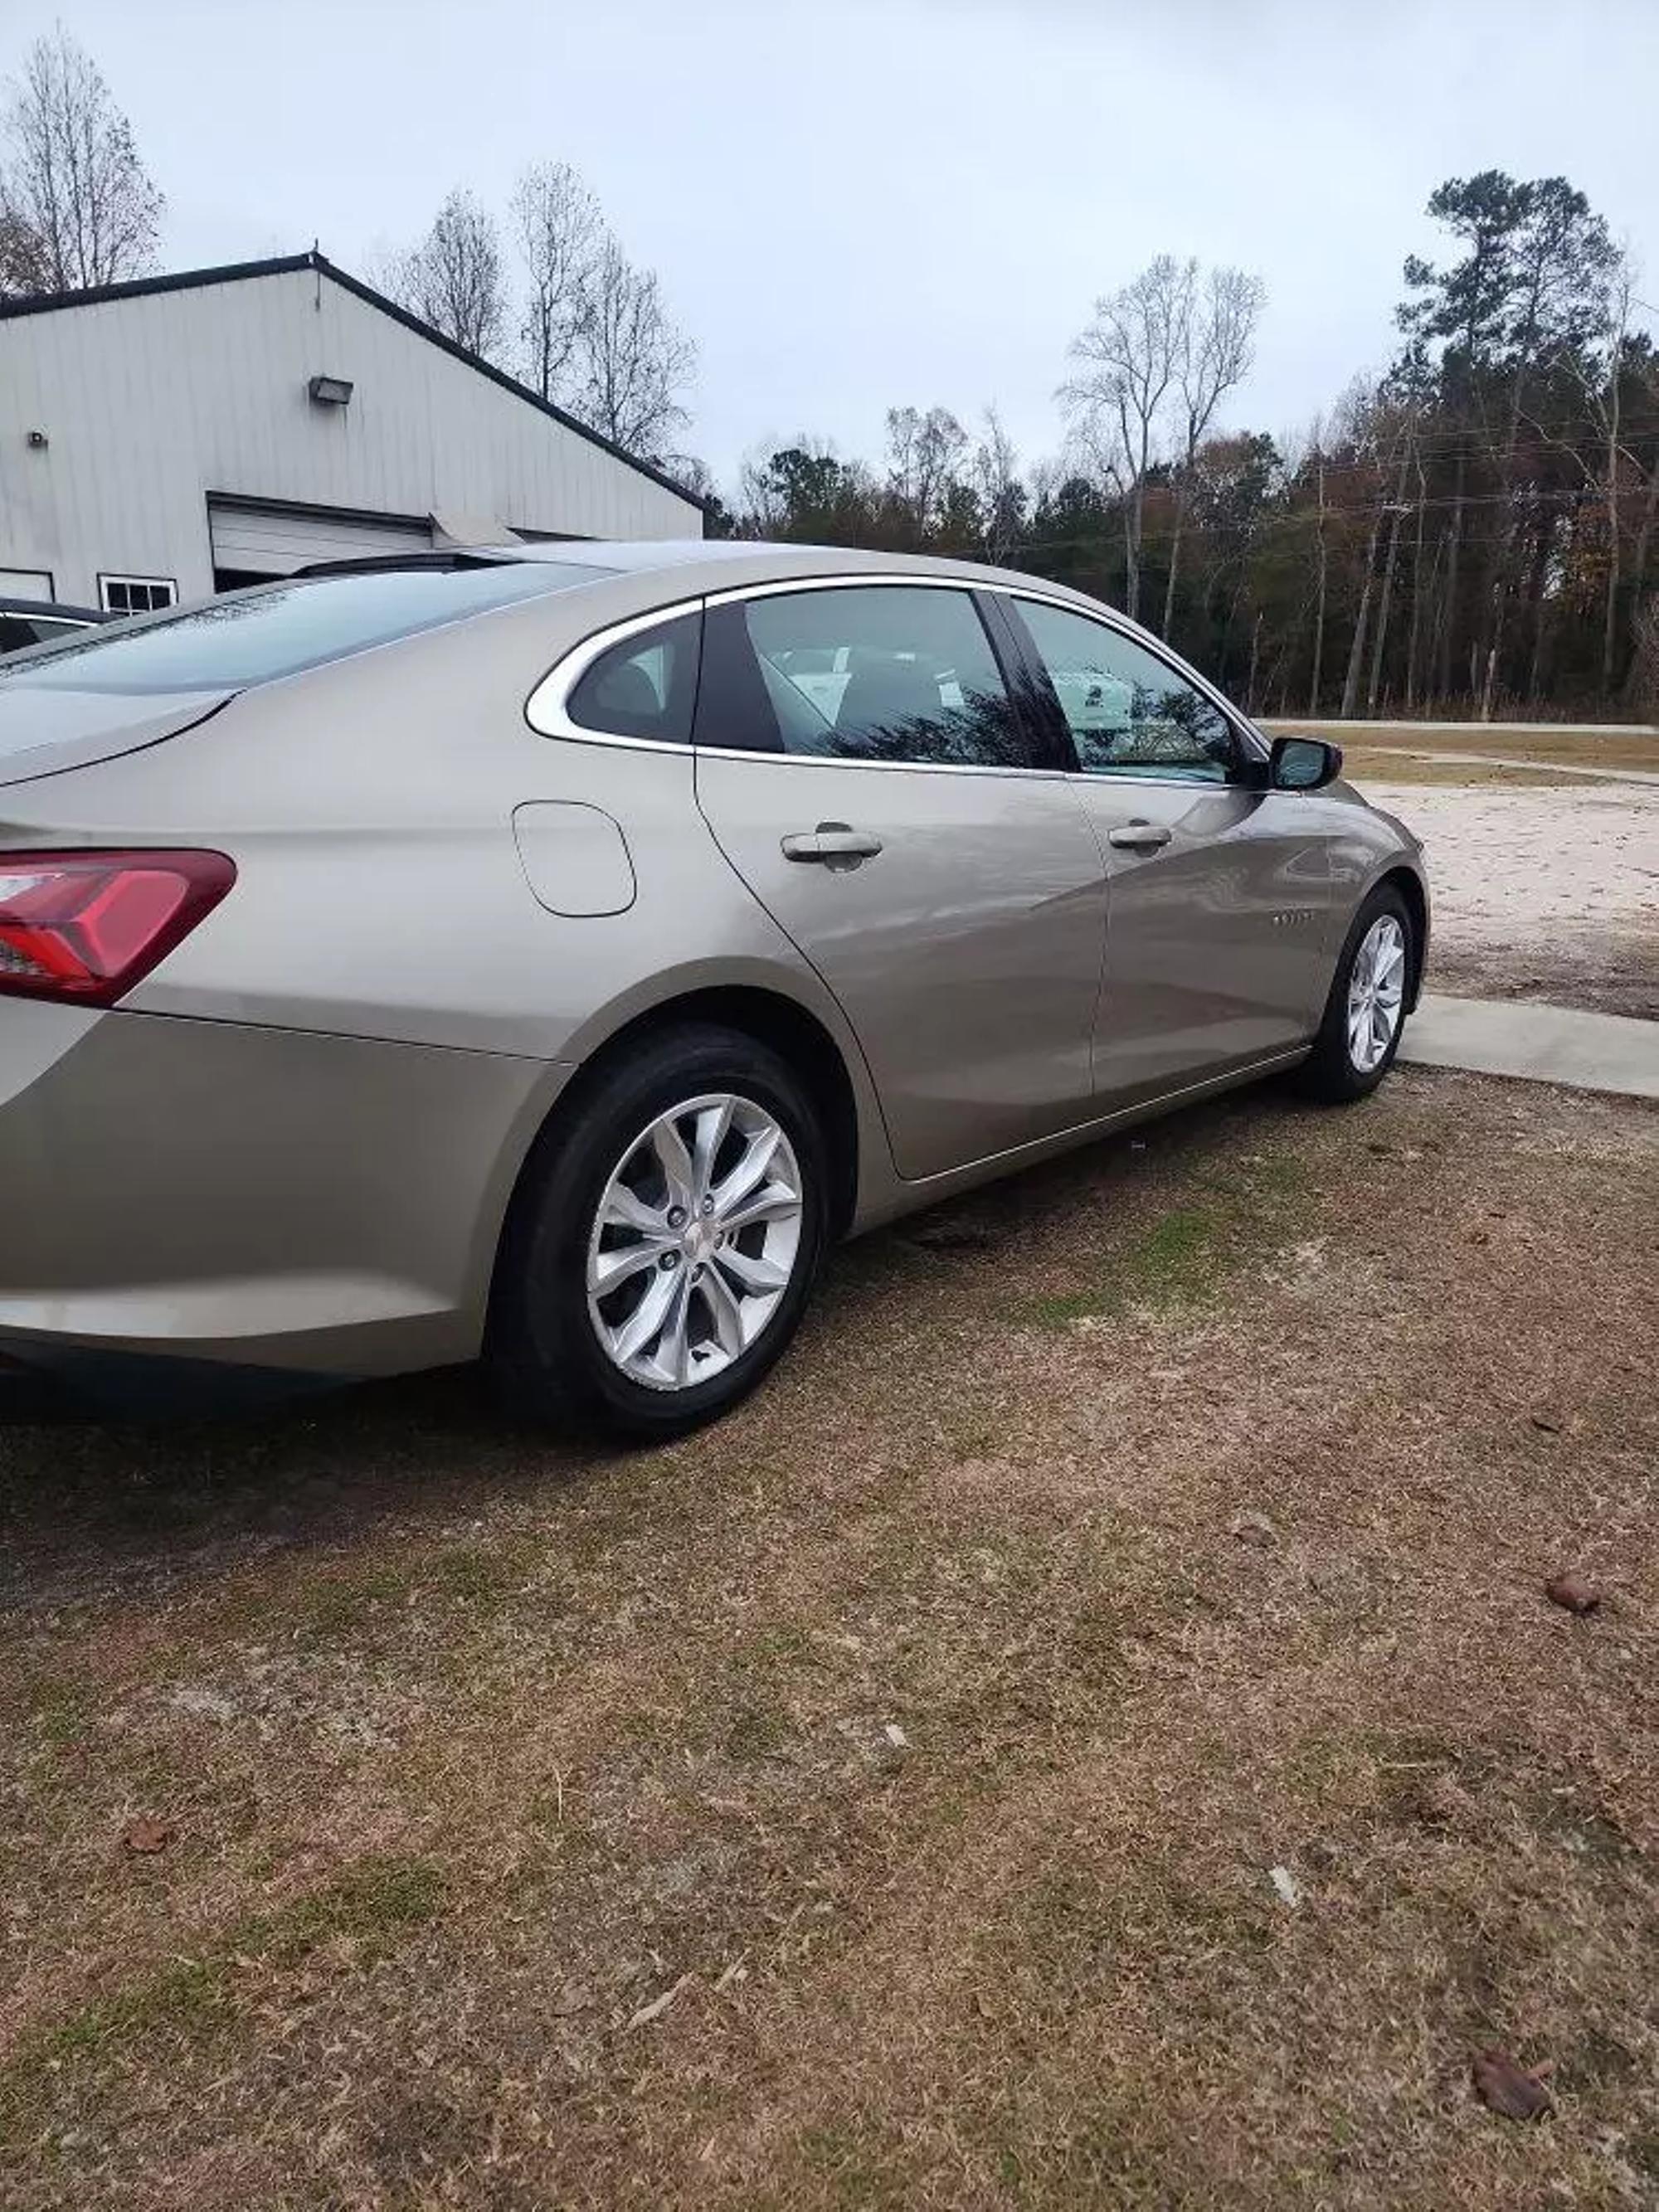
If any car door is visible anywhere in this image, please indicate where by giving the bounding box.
[1001,596,1340,1107]
[692,580,1107,1180]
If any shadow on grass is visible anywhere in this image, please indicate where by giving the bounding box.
[0,1359,612,1591]
[0,1076,1343,1592]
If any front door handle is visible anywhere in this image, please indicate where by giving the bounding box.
[781,823,883,868]
[1107,821,1172,851]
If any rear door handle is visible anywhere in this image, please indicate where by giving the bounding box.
[781,824,883,868]
[1107,822,1172,851]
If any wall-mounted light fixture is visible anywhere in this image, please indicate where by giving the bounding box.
[26,429,48,449]
[307,374,353,407]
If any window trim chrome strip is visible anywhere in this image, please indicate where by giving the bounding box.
[523,570,1269,783]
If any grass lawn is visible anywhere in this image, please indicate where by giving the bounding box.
[1271,722,1659,777]
[2,1070,1656,2209]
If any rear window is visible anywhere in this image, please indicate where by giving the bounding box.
[0,563,607,698]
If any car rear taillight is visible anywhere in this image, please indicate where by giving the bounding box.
[0,849,236,1007]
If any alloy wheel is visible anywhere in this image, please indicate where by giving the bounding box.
[585,1092,805,1392]
[1346,913,1407,1074]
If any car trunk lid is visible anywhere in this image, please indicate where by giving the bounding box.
[0,688,236,790]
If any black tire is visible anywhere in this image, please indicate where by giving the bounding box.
[1297,882,1414,1103]
[489,1023,828,1438]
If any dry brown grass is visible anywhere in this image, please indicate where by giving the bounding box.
[2,1072,1656,2210]
[1340,751,1610,790]
[1274,722,1659,775]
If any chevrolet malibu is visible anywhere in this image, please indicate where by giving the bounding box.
[0,542,1426,1433]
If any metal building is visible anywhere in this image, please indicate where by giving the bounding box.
[0,251,703,612]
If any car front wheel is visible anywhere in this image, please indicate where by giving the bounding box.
[490,1024,827,1436]
[1297,884,1414,1102]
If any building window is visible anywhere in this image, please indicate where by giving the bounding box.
[100,575,178,616]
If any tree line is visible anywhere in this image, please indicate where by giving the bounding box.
[736,182,1659,720]
[3,30,1656,716]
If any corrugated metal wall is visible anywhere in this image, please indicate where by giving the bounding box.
[0,267,702,606]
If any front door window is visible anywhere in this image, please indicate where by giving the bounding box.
[1012,599,1238,781]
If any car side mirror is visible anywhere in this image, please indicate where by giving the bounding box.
[1269,736,1342,791]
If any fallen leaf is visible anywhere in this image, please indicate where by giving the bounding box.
[121,1816,173,1855]
[1545,1573,1599,1616]
[1231,1510,1278,1548]
[1267,1864,1301,1908]
[1472,2049,1553,2121]
[550,1981,592,2016]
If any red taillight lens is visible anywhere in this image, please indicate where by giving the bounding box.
[0,849,236,1006]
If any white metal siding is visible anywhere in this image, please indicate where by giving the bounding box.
[207,500,434,575]
[0,266,701,606]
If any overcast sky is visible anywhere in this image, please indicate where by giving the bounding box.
[7,0,1658,491]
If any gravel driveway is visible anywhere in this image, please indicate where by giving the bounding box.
[1357,780,1659,1018]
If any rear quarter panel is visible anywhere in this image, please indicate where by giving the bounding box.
[1,586,901,1254]
[1,593,845,1061]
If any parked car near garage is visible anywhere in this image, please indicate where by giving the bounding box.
[0,596,106,656]
[0,542,1428,1432]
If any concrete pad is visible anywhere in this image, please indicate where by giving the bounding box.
[1401,994,1659,1098]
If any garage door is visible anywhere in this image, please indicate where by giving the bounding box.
[207,498,434,581]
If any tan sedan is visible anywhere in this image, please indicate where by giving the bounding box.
[0,542,1426,1432]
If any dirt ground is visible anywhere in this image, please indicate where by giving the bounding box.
[1287,720,1659,1019]
[3,1068,1656,2210]
[1351,780,1659,1018]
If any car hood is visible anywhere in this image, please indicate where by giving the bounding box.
[0,687,235,789]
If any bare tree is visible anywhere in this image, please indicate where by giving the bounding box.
[972,404,1023,564]
[885,405,968,539]
[1366,415,1417,712]
[387,188,508,361]
[1579,250,1641,695]
[1520,246,1657,696]
[0,206,46,294]
[0,27,163,291]
[572,233,695,459]
[511,160,600,401]
[1306,417,1330,714]
[1160,266,1265,640]
[1061,255,1191,621]
[1339,401,1403,717]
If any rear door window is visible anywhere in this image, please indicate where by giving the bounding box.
[566,614,702,743]
[698,585,1037,769]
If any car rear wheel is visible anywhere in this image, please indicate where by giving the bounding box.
[1297,883,1413,1102]
[490,1025,827,1437]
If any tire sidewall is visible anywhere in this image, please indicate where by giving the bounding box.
[1320,884,1413,1098]
[497,1028,828,1435]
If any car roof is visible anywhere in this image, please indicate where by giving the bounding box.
[470,537,1102,600]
